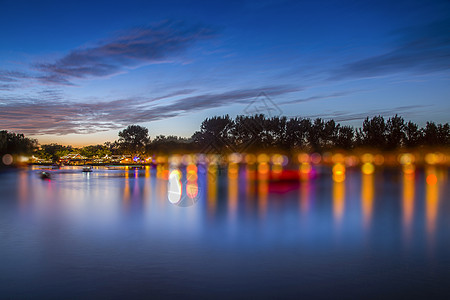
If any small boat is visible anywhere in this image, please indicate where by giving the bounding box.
[82,166,93,172]
[51,163,60,169]
[40,171,51,179]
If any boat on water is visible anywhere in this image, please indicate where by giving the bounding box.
[40,171,51,179]
[82,166,93,172]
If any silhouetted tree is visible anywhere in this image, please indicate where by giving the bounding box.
[118,125,150,154]
[79,145,111,158]
[285,117,309,149]
[232,114,265,152]
[36,144,71,162]
[149,135,193,154]
[385,115,405,150]
[193,115,234,152]
[359,116,386,148]
[307,118,324,151]
[0,130,37,156]
[335,126,354,150]
[263,116,287,148]
[423,122,439,146]
[322,120,338,149]
[403,121,422,148]
[437,123,450,146]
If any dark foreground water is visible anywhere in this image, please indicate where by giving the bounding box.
[0,165,449,299]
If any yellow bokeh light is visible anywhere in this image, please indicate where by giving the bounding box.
[332,153,345,164]
[186,164,197,173]
[361,162,375,175]
[300,162,311,174]
[228,153,242,164]
[332,163,345,175]
[258,162,270,174]
[361,153,374,164]
[402,163,415,175]
[245,154,256,164]
[298,153,310,163]
[228,163,239,179]
[187,171,198,182]
[425,153,437,165]
[399,153,415,165]
[257,154,270,164]
[271,154,284,165]
[333,173,345,182]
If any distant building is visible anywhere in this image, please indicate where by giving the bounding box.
[60,153,88,165]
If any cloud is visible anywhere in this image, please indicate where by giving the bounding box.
[34,21,217,84]
[331,18,450,80]
[0,85,297,135]
[279,90,360,105]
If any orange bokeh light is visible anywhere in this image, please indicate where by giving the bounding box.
[426,174,437,185]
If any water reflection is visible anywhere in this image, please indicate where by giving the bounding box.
[207,164,217,215]
[299,180,311,215]
[228,165,238,220]
[425,167,439,238]
[361,173,374,229]
[402,171,415,240]
[1,165,450,298]
[333,179,345,225]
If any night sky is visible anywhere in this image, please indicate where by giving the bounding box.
[0,0,449,146]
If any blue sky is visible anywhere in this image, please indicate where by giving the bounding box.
[0,0,449,146]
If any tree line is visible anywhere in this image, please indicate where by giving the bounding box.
[1,115,449,163]
[191,114,449,152]
[0,130,37,156]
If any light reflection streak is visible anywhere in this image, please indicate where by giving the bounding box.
[133,172,140,197]
[143,166,151,203]
[333,179,345,225]
[425,167,439,238]
[257,162,269,217]
[228,167,238,220]
[123,171,130,207]
[299,180,310,215]
[300,162,311,181]
[18,170,29,210]
[402,172,415,240]
[207,164,217,215]
[246,164,256,199]
[157,172,168,207]
[258,177,268,218]
[361,173,374,228]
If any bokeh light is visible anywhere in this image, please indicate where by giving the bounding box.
[2,154,13,165]
[167,169,182,204]
[426,174,437,185]
[361,162,375,175]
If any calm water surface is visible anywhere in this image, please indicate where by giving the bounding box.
[0,165,449,299]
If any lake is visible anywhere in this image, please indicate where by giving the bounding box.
[0,165,449,299]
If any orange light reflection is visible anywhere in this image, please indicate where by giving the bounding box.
[361,173,374,228]
[333,180,345,225]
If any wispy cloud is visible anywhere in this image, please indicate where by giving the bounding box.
[35,21,217,84]
[0,85,298,135]
[279,90,361,105]
[0,21,217,87]
[331,18,450,80]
